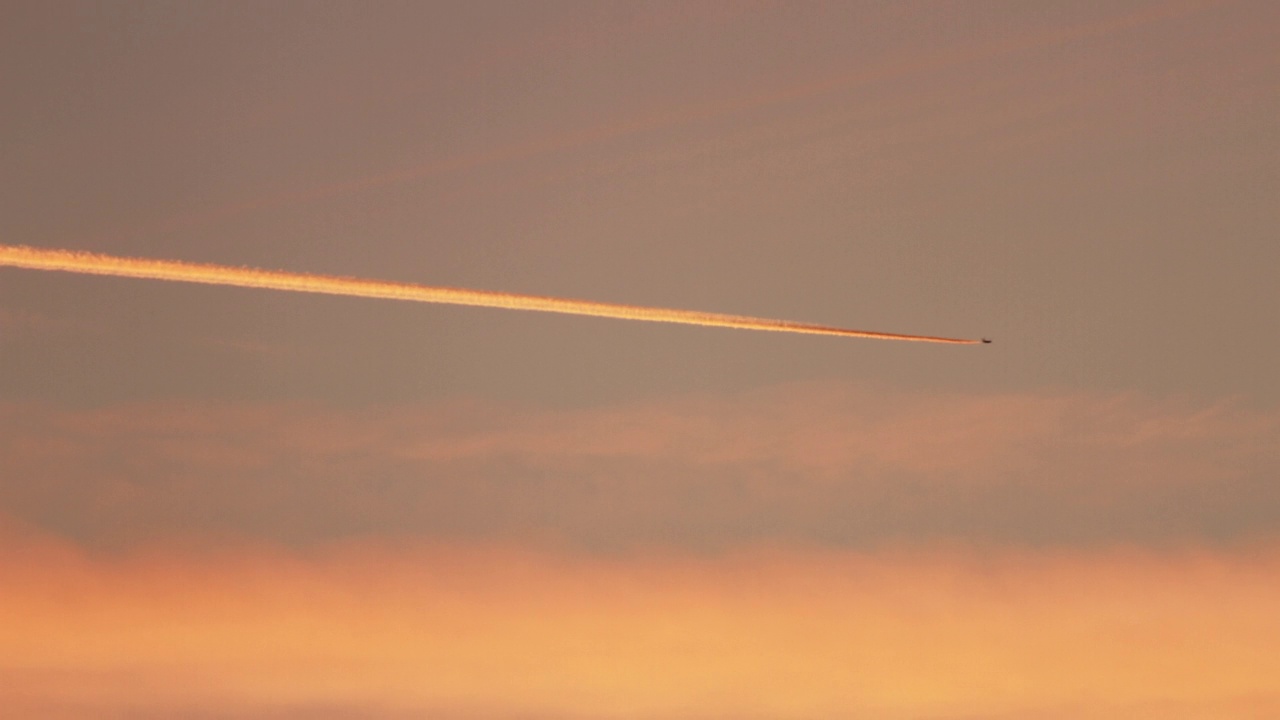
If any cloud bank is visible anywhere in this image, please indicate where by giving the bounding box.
[2,534,1279,719]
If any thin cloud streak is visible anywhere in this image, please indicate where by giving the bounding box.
[0,245,979,343]
[3,384,1276,550]
[136,0,1216,240]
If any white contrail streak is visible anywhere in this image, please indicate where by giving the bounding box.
[0,245,981,344]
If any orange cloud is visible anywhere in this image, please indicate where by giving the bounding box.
[2,532,1279,719]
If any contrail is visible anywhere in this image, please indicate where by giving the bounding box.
[0,245,981,344]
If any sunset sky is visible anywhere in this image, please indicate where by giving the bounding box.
[2,1,1278,718]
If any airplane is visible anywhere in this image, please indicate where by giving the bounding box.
[981,338,993,344]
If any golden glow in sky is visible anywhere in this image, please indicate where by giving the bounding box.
[4,536,1279,719]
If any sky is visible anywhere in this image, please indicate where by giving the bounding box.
[1,1,1278,718]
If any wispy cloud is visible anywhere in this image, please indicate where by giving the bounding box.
[0,307,65,336]
[109,1,1218,243]
[2,383,1275,550]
